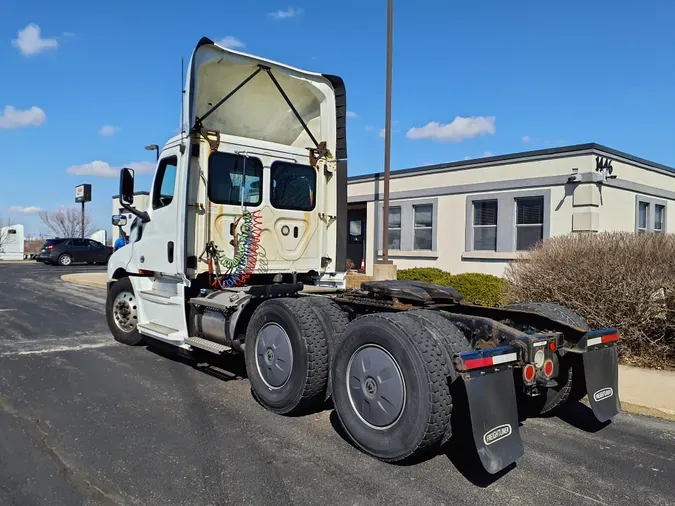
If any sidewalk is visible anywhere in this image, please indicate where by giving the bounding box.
[61,272,107,289]
[61,272,675,421]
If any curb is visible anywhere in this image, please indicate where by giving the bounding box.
[580,397,675,422]
[60,274,107,289]
[618,401,675,422]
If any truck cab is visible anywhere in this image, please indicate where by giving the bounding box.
[107,37,348,344]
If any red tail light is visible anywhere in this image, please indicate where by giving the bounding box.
[47,245,55,251]
[523,364,536,383]
[543,360,554,377]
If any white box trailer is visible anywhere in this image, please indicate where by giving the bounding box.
[105,37,621,474]
[0,224,25,260]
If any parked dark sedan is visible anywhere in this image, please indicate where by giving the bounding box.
[35,238,113,266]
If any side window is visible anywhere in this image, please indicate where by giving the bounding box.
[152,156,178,210]
[86,240,102,248]
[270,162,316,211]
[70,239,85,247]
[208,152,263,206]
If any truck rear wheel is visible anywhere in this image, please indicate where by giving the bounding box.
[331,312,452,462]
[405,309,472,443]
[106,277,144,346]
[244,298,329,415]
[506,302,590,415]
[302,296,350,399]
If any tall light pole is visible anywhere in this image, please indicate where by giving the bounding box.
[381,0,394,264]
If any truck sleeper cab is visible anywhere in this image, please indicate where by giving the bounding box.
[106,37,621,476]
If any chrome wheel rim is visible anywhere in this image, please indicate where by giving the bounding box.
[113,291,137,332]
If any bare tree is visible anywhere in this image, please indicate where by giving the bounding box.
[39,207,95,238]
[0,215,10,250]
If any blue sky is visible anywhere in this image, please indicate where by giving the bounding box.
[2,0,675,236]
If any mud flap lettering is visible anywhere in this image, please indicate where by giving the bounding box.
[583,346,620,422]
[464,369,523,474]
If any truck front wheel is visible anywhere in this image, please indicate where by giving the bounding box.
[244,298,329,415]
[331,312,452,462]
[106,277,144,346]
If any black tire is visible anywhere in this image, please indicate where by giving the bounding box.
[244,298,329,415]
[405,309,473,444]
[331,312,452,462]
[506,302,590,415]
[57,254,72,266]
[301,296,351,399]
[106,277,144,346]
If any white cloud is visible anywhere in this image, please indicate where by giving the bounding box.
[0,105,46,129]
[483,151,493,157]
[346,111,358,118]
[216,36,245,49]
[66,160,155,178]
[99,125,120,136]
[12,23,58,56]
[406,116,496,142]
[464,156,472,160]
[8,206,41,215]
[268,8,304,20]
[364,125,374,132]
[521,135,531,143]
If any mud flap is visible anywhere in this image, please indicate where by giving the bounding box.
[464,369,523,474]
[583,346,621,422]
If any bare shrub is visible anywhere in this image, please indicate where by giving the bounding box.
[505,232,675,368]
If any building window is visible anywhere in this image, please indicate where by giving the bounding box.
[637,201,649,233]
[655,205,665,233]
[636,196,667,234]
[413,204,433,250]
[473,200,498,251]
[516,196,544,250]
[466,190,550,255]
[271,161,316,211]
[388,207,401,250]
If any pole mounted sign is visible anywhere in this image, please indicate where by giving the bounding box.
[75,184,92,239]
[75,184,92,204]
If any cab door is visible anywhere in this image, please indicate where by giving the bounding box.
[134,147,181,275]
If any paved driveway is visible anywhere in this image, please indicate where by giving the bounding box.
[0,263,673,505]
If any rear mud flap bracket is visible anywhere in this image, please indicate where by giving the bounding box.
[463,368,523,474]
[583,346,621,422]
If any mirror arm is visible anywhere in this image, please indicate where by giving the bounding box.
[120,202,150,223]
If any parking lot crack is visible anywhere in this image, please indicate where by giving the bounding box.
[0,395,135,506]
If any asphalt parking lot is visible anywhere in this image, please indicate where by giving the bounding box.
[0,262,674,506]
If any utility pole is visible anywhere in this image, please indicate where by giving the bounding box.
[81,201,85,239]
[381,0,394,264]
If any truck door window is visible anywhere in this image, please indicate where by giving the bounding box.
[208,152,263,207]
[152,156,178,210]
[270,161,316,211]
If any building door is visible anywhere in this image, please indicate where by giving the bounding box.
[347,209,366,272]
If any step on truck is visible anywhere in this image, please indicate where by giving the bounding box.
[106,37,621,474]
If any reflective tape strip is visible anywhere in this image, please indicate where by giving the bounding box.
[587,333,618,347]
[492,352,518,365]
[587,336,602,347]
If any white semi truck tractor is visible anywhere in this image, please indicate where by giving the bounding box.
[106,37,621,474]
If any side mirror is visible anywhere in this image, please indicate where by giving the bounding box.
[112,215,128,227]
[120,168,135,205]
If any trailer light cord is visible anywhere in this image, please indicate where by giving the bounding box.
[207,210,263,288]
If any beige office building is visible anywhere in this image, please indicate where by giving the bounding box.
[346,144,674,277]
